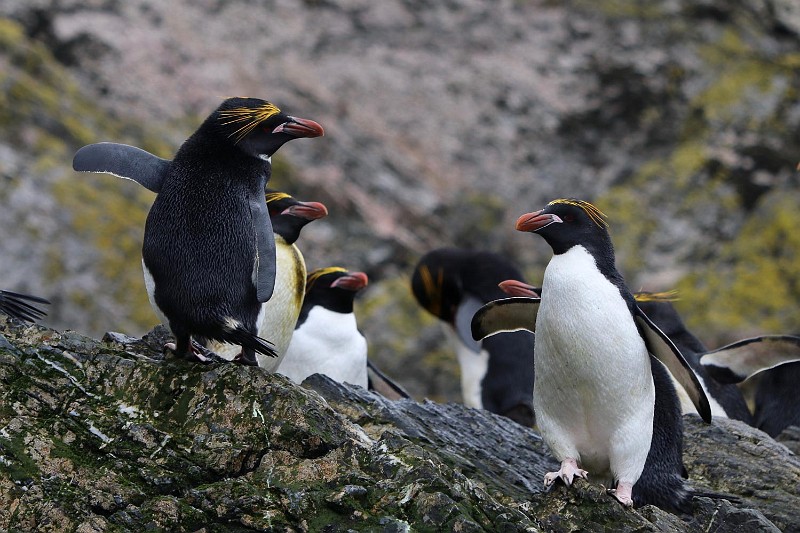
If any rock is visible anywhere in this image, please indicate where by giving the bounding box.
[1,318,798,531]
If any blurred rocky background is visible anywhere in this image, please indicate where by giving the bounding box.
[1,0,799,402]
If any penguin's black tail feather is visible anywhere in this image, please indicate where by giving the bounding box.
[0,290,50,322]
[216,320,278,358]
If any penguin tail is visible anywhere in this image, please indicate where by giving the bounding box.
[0,290,50,322]
[216,318,278,358]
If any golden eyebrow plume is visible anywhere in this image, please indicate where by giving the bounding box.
[633,290,680,303]
[418,264,444,316]
[306,267,348,290]
[218,102,282,143]
[265,191,291,204]
[549,198,609,228]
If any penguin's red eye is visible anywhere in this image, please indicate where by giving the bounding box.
[563,214,575,222]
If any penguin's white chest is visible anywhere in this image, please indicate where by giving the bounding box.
[277,307,368,388]
[535,246,654,481]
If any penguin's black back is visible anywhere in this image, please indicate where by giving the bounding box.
[633,356,691,513]
[753,361,800,437]
[142,124,267,340]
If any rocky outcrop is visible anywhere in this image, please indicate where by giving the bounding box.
[1,318,798,532]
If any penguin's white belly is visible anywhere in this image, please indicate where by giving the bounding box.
[277,307,368,388]
[534,246,654,482]
[206,239,305,367]
[445,328,489,409]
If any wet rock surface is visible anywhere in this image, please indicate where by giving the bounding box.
[1,318,798,531]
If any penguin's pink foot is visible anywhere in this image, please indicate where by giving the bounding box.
[544,458,588,488]
[609,481,634,507]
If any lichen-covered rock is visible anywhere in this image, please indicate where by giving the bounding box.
[1,319,798,531]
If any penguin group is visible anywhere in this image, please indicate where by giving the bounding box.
[43,95,798,515]
[72,96,403,396]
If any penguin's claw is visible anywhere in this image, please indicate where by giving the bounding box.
[609,482,634,507]
[163,341,215,364]
[544,458,588,488]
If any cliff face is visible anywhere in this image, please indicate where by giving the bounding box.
[1,318,798,532]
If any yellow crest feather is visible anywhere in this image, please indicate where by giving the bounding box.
[634,290,680,302]
[418,265,444,317]
[548,198,608,228]
[265,191,291,204]
[218,102,281,143]
[307,267,348,291]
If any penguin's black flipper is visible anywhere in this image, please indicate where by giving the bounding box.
[471,297,539,341]
[455,295,484,353]
[0,290,50,322]
[72,142,169,193]
[367,360,411,400]
[250,193,277,303]
[635,308,712,423]
[700,335,800,384]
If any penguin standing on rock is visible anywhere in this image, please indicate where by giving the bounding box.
[0,290,49,323]
[73,97,324,365]
[472,199,711,510]
[278,267,370,387]
[411,248,536,427]
[206,190,328,369]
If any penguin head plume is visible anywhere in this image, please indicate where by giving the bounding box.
[265,190,328,244]
[516,198,612,256]
[202,97,323,158]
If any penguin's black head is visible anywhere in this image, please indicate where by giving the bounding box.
[516,198,611,256]
[266,190,328,244]
[411,249,467,323]
[211,97,324,159]
[304,267,368,314]
[411,248,525,322]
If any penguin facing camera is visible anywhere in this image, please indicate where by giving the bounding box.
[472,198,711,511]
[73,97,324,365]
[411,248,535,427]
[278,267,370,387]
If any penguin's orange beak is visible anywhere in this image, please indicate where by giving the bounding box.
[498,279,540,298]
[515,210,562,232]
[273,116,324,138]
[283,201,328,220]
[331,272,369,291]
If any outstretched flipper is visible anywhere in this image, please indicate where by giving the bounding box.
[250,192,277,303]
[471,297,540,341]
[634,308,712,423]
[700,335,800,384]
[0,290,50,322]
[72,142,170,193]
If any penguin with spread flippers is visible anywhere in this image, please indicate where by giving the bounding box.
[73,97,323,365]
[472,199,711,511]
[501,284,753,423]
[278,267,370,387]
[411,248,535,427]
[206,190,328,369]
[0,290,49,323]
